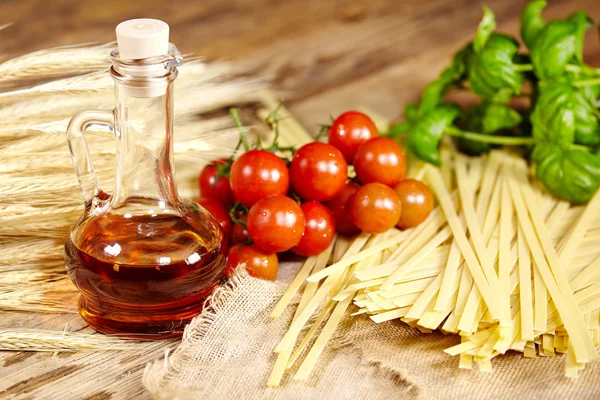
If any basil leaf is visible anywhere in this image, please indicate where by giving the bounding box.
[531,103,575,147]
[568,67,600,105]
[455,103,522,155]
[533,143,600,203]
[532,82,599,146]
[569,11,593,63]
[521,0,547,49]
[467,33,524,100]
[452,45,471,78]
[404,103,420,123]
[407,104,461,166]
[490,87,515,104]
[580,84,600,107]
[529,12,591,79]
[480,103,523,133]
[474,6,496,52]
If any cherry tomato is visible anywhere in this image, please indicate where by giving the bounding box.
[226,244,279,280]
[325,181,361,235]
[354,137,406,187]
[230,214,250,245]
[247,195,305,253]
[348,182,402,233]
[230,150,290,207]
[394,179,435,229]
[198,198,232,237]
[289,142,348,202]
[328,111,379,163]
[198,158,234,207]
[291,202,336,256]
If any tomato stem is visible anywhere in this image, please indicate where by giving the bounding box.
[229,202,249,227]
[288,191,302,205]
[265,104,283,150]
[316,123,330,140]
[229,108,250,151]
[277,146,297,152]
[445,126,536,146]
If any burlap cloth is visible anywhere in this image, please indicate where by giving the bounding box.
[142,271,600,399]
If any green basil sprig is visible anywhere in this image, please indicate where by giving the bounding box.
[390,2,600,204]
[466,8,525,101]
[523,0,593,78]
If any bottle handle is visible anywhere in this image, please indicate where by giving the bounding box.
[66,109,115,209]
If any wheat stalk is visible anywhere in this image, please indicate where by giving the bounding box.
[0,40,267,318]
[0,291,77,313]
[0,96,111,128]
[0,329,144,352]
[0,43,112,86]
[0,70,111,102]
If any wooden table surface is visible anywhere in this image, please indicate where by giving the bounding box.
[1,0,600,398]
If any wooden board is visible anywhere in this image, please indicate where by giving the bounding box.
[1,0,600,398]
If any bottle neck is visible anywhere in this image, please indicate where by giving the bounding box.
[111,82,178,210]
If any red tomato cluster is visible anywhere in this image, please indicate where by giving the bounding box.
[197,111,434,281]
[327,111,433,235]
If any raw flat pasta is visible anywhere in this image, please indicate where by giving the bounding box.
[270,149,600,384]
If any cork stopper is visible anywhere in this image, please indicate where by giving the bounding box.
[116,19,169,60]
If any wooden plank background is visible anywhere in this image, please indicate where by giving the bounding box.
[1,0,600,398]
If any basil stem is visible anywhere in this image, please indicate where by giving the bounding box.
[565,64,600,76]
[513,64,534,72]
[573,77,600,88]
[445,126,536,145]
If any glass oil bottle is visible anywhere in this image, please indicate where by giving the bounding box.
[64,19,227,338]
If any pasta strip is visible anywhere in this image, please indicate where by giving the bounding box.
[499,178,514,305]
[569,255,600,292]
[434,241,462,311]
[275,269,345,353]
[443,267,473,333]
[506,162,597,363]
[380,227,451,290]
[270,256,317,318]
[404,273,443,320]
[294,296,354,379]
[377,276,436,298]
[296,241,336,315]
[370,306,411,323]
[517,165,598,362]
[427,166,506,321]
[518,225,534,341]
[307,233,402,283]
[558,189,600,266]
[285,302,335,370]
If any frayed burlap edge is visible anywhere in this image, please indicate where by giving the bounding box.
[142,269,421,399]
[142,268,254,400]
